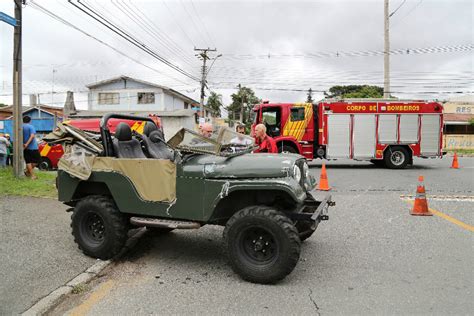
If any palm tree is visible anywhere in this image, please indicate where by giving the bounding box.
[206,91,223,117]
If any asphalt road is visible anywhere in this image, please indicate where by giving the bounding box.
[0,196,96,315]
[52,157,473,315]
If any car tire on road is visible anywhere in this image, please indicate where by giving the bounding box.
[384,146,410,169]
[38,157,52,170]
[223,206,301,284]
[71,195,129,260]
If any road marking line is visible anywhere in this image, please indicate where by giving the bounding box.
[69,280,115,316]
[404,200,474,232]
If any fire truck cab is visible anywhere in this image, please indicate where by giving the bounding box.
[253,99,444,169]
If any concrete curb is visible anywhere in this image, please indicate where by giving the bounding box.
[22,227,147,316]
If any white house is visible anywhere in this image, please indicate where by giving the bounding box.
[86,76,201,113]
[79,76,214,139]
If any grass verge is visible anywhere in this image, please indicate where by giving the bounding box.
[445,149,474,155]
[0,167,57,198]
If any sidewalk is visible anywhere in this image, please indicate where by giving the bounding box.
[0,196,96,314]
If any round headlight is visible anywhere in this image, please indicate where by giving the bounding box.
[292,165,301,183]
[303,162,310,179]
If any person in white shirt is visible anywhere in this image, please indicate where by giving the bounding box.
[230,124,252,149]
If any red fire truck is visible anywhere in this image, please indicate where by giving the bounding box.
[38,116,161,170]
[253,99,444,168]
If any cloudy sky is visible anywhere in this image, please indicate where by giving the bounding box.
[0,0,472,112]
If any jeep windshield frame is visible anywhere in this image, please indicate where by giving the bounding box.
[167,127,256,157]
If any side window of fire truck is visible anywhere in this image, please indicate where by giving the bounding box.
[290,107,305,121]
[262,109,278,125]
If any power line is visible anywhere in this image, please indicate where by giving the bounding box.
[220,44,473,60]
[67,0,200,82]
[160,0,196,48]
[179,0,210,47]
[392,0,424,27]
[28,1,193,86]
[389,0,407,17]
[112,0,198,68]
[189,0,215,47]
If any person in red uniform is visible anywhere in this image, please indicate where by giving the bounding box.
[254,123,278,153]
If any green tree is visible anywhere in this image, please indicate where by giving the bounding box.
[306,88,314,103]
[226,84,261,123]
[324,85,384,98]
[206,91,223,117]
[0,103,8,107]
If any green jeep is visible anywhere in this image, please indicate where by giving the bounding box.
[52,114,334,284]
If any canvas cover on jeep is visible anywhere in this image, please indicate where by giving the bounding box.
[46,122,177,202]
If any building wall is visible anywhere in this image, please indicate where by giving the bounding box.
[443,135,474,150]
[89,87,165,112]
[161,116,195,141]
[88,80,189,113]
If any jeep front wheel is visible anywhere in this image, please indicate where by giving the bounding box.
[223,206,301,284]
[71,195,129,260]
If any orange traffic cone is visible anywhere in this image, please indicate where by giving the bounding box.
[450,152,459,169]
[317,163,331,191]
[410,176,432,216]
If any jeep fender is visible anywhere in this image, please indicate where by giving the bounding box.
[204,178,306,222]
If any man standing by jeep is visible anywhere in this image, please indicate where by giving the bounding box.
[254,123,277,153]
[23,116,40,179]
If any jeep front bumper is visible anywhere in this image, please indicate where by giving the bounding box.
[285,192,334,222]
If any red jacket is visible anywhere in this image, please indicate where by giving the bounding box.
[254,135,278,153]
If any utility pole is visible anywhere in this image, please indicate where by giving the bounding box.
[12,0,24,178]
[383,0,390,98]
[194,47,217,119]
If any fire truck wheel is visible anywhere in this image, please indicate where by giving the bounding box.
[279,145,297,154]
[38,157,52,170]
[384,146,410,169]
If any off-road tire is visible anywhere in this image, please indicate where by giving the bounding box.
[279,145,297,154]
[223,206,301,284]
[384,146,410,169]
[71,195,129,260]
[38,157,52,170]
[295,220,317,241]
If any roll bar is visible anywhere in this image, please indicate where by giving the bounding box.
[100,113,155,157]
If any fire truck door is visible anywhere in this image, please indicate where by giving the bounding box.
[327,115,350,158]
[420,115,441,155]
[378,115,398,143]
[353,115,376,158]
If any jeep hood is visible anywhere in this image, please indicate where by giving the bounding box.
[183,153,301,179]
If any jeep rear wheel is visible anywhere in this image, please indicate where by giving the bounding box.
[223,206,301,284]
[71,195,129,260]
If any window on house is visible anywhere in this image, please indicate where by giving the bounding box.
[138,92,155,104]
[291,107,305,121]
[184,102,189,109]
[98,93,119,105]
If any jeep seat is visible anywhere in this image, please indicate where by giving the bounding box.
[142,122,174,160]
[112,123,146,158]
